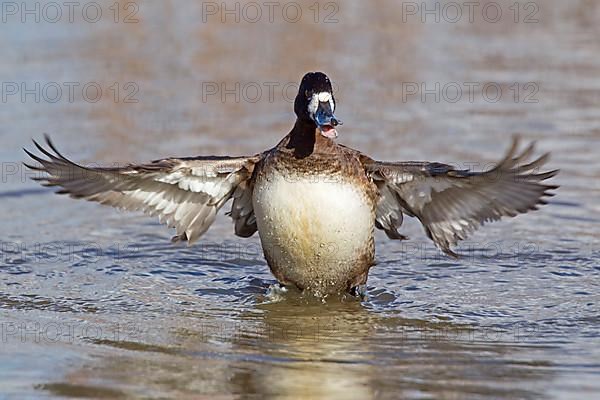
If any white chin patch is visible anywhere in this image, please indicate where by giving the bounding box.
[317,92,332,102]
[307,92,335,117]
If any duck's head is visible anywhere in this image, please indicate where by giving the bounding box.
[294,72,342,139]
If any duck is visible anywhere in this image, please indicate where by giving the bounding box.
[24,72,559,298]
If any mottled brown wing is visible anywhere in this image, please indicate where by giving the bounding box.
[364,137,559,256]
[24,135,260,244]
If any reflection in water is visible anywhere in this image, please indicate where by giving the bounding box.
[2,0,600,398]
[234,301,376,399]
[33,296,556,399]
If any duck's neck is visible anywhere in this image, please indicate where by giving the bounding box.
[287,119,333,158]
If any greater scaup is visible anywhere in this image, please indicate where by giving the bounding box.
[24,72,558,297]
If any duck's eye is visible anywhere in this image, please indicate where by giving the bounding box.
[305,90,310,98]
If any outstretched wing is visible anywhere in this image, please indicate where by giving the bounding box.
[24,135,260,244]
[364,137,559,256]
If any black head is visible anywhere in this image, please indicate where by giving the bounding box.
[294,72,342,138]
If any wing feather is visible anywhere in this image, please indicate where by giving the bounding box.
[24,135,260,244]
[365,137,559,256]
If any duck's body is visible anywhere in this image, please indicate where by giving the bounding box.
[25,72,559,298]
[253,122,377,294]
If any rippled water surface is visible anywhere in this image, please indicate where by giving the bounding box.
[1,0,599,398]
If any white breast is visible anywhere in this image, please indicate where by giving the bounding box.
[253,171,374,291]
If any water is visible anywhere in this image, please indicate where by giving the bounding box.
[1,0,599,398]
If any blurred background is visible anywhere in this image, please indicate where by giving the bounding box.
[1,0,599,398]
